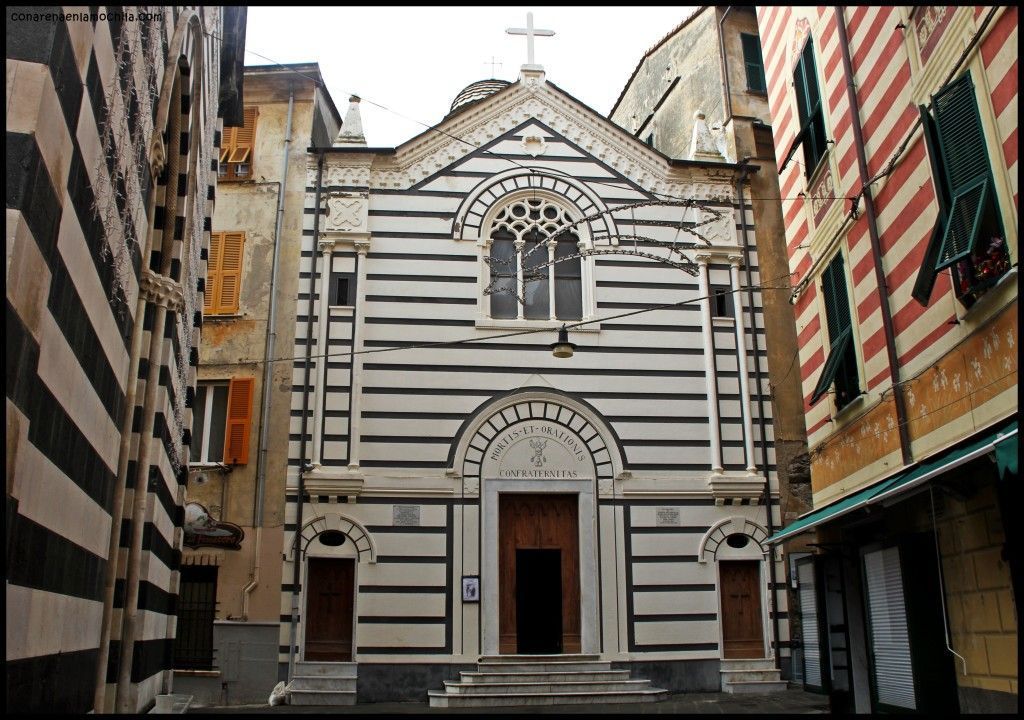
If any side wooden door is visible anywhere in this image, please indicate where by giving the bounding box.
[720,560,765,659]
[304,558,355,661]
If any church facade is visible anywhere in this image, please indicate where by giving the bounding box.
[279,64,791,699]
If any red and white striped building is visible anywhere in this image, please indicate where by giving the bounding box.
[757,6,1017,714]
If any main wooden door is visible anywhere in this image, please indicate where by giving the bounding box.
[304,558,355,661]
[499,494,580,654]
[720,560,765,659]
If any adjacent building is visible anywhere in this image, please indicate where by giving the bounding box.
[173,63,341,706]
[6,6,245,713]
[757,6,1017,714]
[608,5,812,681]
[276,51,794,703]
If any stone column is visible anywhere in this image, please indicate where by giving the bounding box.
[514,238,526,320]
[578,239,591,320]
[730,255,757,474]
[696,254,724,475]
[347,238,370,470]
[547,240,557,320]
[310,239,334,466]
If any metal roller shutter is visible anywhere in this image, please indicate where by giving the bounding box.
[798,560,822,689]
[863,547,916,710]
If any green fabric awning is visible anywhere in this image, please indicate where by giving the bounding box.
[769,419,1018,544]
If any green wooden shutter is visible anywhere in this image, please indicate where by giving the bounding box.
[811,254,858,406]
[912,106,950,306]
[793,38,826,177]
[742,33,767,93]
[934,74,989,191]
[931,73,997,272]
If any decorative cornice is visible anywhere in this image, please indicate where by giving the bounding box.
[321,83,737,202]
[140,270,184,311]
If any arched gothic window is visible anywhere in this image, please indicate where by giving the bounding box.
[488,196,583,321]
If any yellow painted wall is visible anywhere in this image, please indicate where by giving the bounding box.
[937,483,1018,695]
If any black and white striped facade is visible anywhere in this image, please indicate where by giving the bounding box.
[281,68,789,695]
[6,7,236,713]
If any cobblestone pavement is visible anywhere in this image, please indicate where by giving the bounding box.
[188,687,829,714]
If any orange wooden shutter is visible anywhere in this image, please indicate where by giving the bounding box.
[223,376,254,464]
[231,107,257,163]
[204,231,224,313]
[217,231,244,313]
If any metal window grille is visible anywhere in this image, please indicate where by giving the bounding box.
[173,565,218,670]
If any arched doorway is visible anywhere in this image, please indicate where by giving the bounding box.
[297,514,376,662]
[452,390,623,655]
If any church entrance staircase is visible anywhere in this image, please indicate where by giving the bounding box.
[427,654,667,708]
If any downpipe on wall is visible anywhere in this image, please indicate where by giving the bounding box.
[243,86,295,620]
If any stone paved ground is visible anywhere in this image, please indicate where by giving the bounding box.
[188,687,829,714]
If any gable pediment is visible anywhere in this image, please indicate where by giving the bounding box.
[320,77,737,201]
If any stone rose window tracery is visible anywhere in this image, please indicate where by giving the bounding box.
[487,196,583,321]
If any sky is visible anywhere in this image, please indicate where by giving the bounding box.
[244,6,697,147]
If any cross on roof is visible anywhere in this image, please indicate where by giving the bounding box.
[484,56,503,76]
[506,12,555,68]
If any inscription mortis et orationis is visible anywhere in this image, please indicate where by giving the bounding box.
[482,419,594,479]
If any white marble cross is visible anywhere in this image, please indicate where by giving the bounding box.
[506,12,555,67]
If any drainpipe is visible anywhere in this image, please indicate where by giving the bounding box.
[243,86,295,619]
[717,6,735,127]
[835,7,912,467]
[736,161,782,666]
[289,151,325,678]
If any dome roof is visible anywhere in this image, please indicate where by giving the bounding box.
[447,79,511,116]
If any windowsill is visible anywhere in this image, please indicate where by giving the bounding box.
[329,305,355,316]
[804,149,832,186]
[833,391,868,423]
[173,669,220,677]
[475,318,601,332]
[712,316,736,326]
[744,89,768,97]
[189,462,231,470]
[203,313,243,322]
[956,266,1017,323]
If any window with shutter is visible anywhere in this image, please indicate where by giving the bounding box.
[190,382,229,464]
[204,231,245,315]
[224,376,254,465]
[810,253,860,408]
[790,38,828,178]
[912,72,1009,308]
[741,33,767,94]
[219,107,257,182]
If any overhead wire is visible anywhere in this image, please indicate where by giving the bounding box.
[206,271,798,368]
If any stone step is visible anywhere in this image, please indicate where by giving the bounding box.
[292,661,357,677]
[721,679,790,695]
[288,689,357,706]
[428,688,667,708]
[476,660,613,673]
[460,670,632,684]
[719,658,775,671]
[477,654,602,663]
[444,679,653,695]
[721,669,782,683]
[289,675,357,692]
